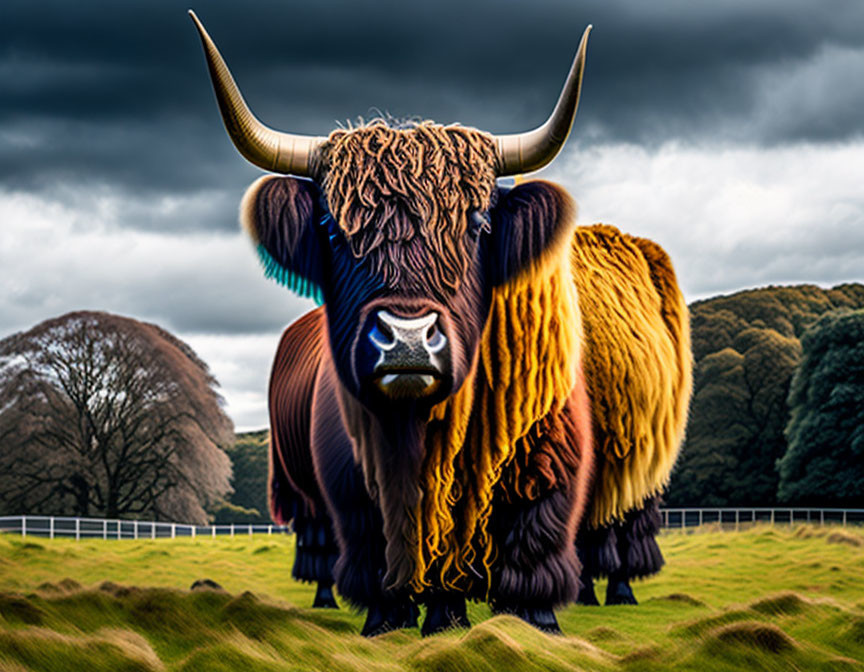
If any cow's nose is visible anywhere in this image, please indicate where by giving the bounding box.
[367,310,449,398]
[368,310,448,369]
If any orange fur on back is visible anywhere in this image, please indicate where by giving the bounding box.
[570,225,692,527]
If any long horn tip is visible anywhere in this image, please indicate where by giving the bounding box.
[188,10,206,34]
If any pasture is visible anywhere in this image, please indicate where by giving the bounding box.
[1,524,863,671]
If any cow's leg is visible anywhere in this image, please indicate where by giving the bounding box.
[319,457,419,635]
[604,496,664,606]
[421,592,470,636]
[291,505,340,608]
[487,390,592,633]
[311,390,417,636]
[487,485,584,634]
[575,524,618,606]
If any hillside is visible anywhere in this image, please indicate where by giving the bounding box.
[1,525,863,670]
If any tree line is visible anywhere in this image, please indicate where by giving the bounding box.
[666,283,864,509]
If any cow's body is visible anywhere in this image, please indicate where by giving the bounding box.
[191,14,692,634]
[269,218,690,621]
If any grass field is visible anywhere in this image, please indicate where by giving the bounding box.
[1,524,863,671]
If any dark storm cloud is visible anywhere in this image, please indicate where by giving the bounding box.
[2,0,863,215]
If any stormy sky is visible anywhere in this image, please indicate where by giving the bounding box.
[1,0,862,430]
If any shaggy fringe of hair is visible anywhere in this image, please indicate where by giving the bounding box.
[414,213,582,593]
[570,225,692,527]
[320,119,498,293]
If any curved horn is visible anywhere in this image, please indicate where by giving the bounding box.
[189,10,325,176]
[494,25,592,176]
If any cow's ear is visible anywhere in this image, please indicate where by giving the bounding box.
[487,180,576,286]
[241,175,325,303]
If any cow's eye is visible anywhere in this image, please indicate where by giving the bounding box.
[469,210,491,240]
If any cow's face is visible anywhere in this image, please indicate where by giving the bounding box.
[191,11,588,410]
[319,122,496,407]
[242,120,573,412]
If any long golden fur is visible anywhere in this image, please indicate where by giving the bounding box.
[418,202,584,591]
[571,224,692,527]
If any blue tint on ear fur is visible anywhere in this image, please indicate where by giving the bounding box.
[256,243,325,305]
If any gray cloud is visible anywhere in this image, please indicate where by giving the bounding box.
[2,0,863,204]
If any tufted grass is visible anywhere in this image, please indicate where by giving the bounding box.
[1,524,863,670]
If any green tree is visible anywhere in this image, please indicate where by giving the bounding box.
[667,329,800,506]
[778,310,864,507]
[223,430,270,523]
[666,282,864,507]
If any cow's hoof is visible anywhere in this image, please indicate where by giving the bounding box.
[493,604,561,634]
[576,578,600,606]
[605,579,638,606]
[518,607,562,634]
[312,582,338,609]
[361,600,419,637]
[421,594,470,636]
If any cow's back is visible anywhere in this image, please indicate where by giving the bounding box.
[268,306,329,522]
[570,224,692,528]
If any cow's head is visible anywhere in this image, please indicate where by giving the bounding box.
[191,12,589,414]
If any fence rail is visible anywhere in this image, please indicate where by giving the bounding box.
[0,515,291,540]
[1,509,863,540]
[660,507,864,530]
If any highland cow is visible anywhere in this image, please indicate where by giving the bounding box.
[191,12,692,636]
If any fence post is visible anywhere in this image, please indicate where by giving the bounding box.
[820,510,824,526]
[249,525,253,537]
[699,510,703,527]
[212,526,216,539]
[134,520,138,540]
[171,523,176,539]
[152,522,156,540]
[790,510,794,527]
[681,510,685,530]
[268,525,273,536]
[49,516,54,540]
[75,518,80,541]
[103,520,107,540]
[735,510,739,532]
[231,523,235,538]
[117,520,121,540]
[771,509,775,525]
[192,525,196,539]
[22,516,26,538]
[843,510,847,527]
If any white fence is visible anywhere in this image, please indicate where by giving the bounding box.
[0,515,291,540]
[1,509,862,540]
[660,507,864,530]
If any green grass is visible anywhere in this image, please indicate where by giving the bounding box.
[1,524,863,671]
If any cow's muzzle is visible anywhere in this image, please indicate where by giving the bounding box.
[367,310,449,399]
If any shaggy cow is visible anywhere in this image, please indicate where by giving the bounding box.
[191,13,692,636]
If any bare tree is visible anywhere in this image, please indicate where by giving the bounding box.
[0,311,233,523]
